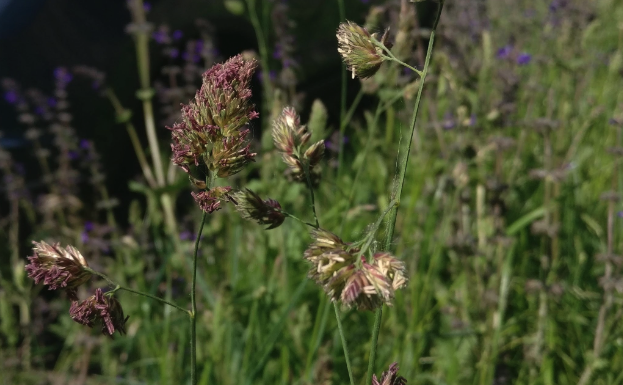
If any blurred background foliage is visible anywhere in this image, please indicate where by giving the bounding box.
[1,0,623,384]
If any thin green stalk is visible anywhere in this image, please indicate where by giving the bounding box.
[104,88,157,188]
[190,172,214,385]
[370,3,444,385]
[84,268,189,314]
[382,1,444,251]
[279,209,317,228]
[247,0,273,116]
[365,306,383,385]
[337,0,348,180]
[303,160,320,228]
[334,303,355,385]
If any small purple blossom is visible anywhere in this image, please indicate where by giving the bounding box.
[80,139,91,149]
[68,151,79,160]
[4,91,17,104]
[517,53,532,65]
[442,112,456,130]
[143,2,152,11]
[152,30,167,44]
[47,97,57,107]
[172,30,183,40]
[35,106,45,116]
[81,231,89,243]
[54,68,73,84]
[195,40,204,53]
[84,221,94,232]
[170,48,179,58]
[273,44,283,59]
[179,230,194,241]
[496,45,512,59]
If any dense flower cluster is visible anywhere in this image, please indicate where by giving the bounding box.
[304,229,407,310]
[272,107,325,185]
[69,288,128,337]
[373,362,407,385]
[191,186,232,214]
[231,188,285,229]
[337,21,389,79]
[25,241,92,300]
[168,54,258,177]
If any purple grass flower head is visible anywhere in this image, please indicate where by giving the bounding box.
[272,107,325,185]
[192,186,232,214]
[373,362,407,385]
[231,188,285,229]
[496,45,512,59]
[25,241,92,300]
[69,288,128,337]
[517,53,532,65]
[304,229,407,311]
[168,55,258,177]
[337,21,389,79]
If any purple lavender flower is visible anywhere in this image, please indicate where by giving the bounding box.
[54,67,73,84]
[152,30,167,44]
[143,2,152,11]
[80,139,91,149]
[35,106,45,116]
[497,45,512,59]
[442,112,456,130]
[172,30,183,40]
[81,231,89,243]
[179,230,194,240]
[273,44,283,59]
[4,90,17,104]
[68,151,79,160]
[84,221,94,232]
[195,40,204,53]
[47,97,57,107]
[517,53,532,65]
[170,48,180,58]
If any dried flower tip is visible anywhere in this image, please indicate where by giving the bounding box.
[272,107,324,185]
[337,21,388,79]
[25,241,91,300]
[372,252,408,291]
[70,288,128,337]
[272,106,310,155]
[304,230,407,311]
[373,362,407,385]
[232,189,285,229]
[192,186,232,214]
